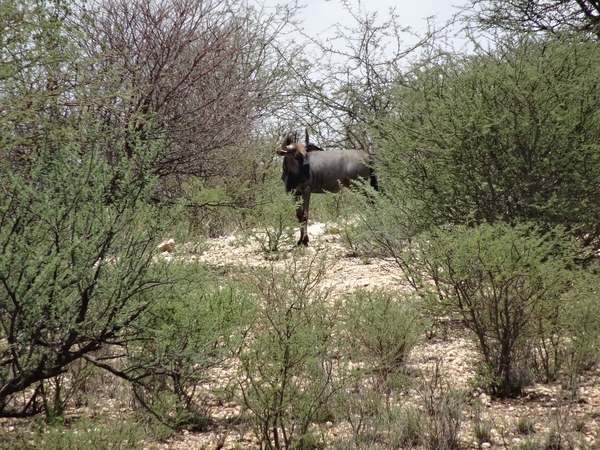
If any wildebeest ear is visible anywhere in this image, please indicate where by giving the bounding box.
[306,143,323,152]
[276,149,287,156]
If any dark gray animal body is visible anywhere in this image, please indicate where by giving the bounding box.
[278,130,377,246]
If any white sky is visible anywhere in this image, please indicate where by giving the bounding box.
[296,0,469,39]
[265,0,475,60]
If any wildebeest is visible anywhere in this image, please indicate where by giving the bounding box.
[277,129,378,246]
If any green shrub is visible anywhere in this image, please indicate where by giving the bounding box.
[543,427,563,450]
[236,256,341,449]
[472,404,493,445]
[0,0,180,418]
[572,418,586,433]
[402,223,573,397]
[249,194,299,253]
[561,268,600,380]
[339,288,426,390]
[0,137,173,417]
[376,34,600,246]
[0,416,148,450]
[516,416,537,435]
[396,406,424,448]
[416,360,464,450]
[128,264,252,430]
[332,389,424,450]
[519,437,541,450]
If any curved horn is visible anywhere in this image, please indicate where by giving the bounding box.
[305,128,309,146]
[282,130,300,150]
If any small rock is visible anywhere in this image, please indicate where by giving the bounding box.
[479,393,492,406]
[481,443,492,449]
[157,238,175,253]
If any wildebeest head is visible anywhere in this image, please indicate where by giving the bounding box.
[278,129,325,192]
[277,141,311,193]
[280,129,324,153]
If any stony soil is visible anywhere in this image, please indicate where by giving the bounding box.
[2,223,599,449]
[164,223,600,450]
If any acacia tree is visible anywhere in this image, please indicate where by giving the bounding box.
[468,0,600,39]
[0,135,172,418]
[0,0,76,168]
[76,0,297,182]
[392,223,573,398]
[355,32,600,397]
[373,33,600,245]
[276,1,442,151]
[0,0,183,418]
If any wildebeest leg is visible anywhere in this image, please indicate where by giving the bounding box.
[295,190,310,246]
[294,192,305,246]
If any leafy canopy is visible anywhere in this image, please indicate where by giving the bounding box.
[377,33,600,244]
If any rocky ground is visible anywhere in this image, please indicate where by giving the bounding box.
[2,223,599,449]
[162,223,600,450]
